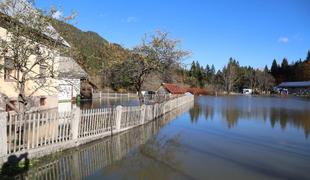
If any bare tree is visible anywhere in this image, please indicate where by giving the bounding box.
[222,58,240,94]
[111,31,189,104]
[0,0,75,112]
[256,67,275,94]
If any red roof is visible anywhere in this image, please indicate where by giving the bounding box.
[162,83,187,94]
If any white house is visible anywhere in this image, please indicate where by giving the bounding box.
[58,57,87,112]
[58,57,87,102]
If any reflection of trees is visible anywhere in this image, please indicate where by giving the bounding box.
[204,105,214,122]
[221,109,240,128]
[189,97,310,138]
[269,108,310,138]
[189,102,214,124]
[13,102,192,179]
[189,102,201,123]
[219,106,310,138]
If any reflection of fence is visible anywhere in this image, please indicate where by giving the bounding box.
[12,100,193,180]
[0,95,194,165]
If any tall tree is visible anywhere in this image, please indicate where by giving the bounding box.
[271,59,278,76]
[222,58,240,94]
[306,50,310,62]
[281,58,289,69]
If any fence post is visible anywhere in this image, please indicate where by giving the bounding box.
[72,108,81,144]
[0,112,8,158]
[115,106,122,132]
[163,102,166,115]
[154,103,158,118]
[140,105,146,125]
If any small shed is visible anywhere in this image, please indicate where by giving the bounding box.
[58,57,88,102]
[157,83,187,95]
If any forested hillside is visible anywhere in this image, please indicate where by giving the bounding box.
[51,20,131,88]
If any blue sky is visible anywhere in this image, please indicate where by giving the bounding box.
[36,0,310,70]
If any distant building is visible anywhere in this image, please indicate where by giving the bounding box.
[277,81,310,95]
[157,83,187,96]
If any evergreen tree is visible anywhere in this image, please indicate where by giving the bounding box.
[190,61,196,77]
[306,50,310,62]
[281,58,289,69]
[264,65,269,73]
[271,59,278,76]
[210,65,216,75]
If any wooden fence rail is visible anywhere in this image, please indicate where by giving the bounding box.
[0,95,194,165]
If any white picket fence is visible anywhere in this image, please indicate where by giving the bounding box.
[92,92,138,99]
[12,102,193,180]
[0,95,194,164]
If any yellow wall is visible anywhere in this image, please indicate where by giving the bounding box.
[0,26,59,109]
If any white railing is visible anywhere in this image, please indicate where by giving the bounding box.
[12,103,192,180]
[92,92,138,100]
[0,95,194,164]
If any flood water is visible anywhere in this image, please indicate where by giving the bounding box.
[79,98,140,109]
[10,96,310,180]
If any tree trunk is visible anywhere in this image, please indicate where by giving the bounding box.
[18,72,27,113]
[137,90,144,105]
[18,82,27,113]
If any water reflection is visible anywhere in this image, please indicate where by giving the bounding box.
[80,98,140,109]
[8,102,193,180]
[189,96,310,138]
[101,134,193,180]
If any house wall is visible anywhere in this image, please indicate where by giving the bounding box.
[157,86,170,95]
[58,79,81,101]
[0,26,59,110]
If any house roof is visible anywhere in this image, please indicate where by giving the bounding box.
[58,57,88,79]
[162,83,187,94]
[278,81,310,88]
[0,0,70,47]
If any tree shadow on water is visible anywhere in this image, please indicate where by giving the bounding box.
[0,153,30,179]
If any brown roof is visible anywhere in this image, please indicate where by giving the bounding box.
[162,83,187,94]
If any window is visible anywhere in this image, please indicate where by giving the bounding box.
[4,58,16,81]
[6,100,17,111]
[39,64,47,78]
[40,97,46,106]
